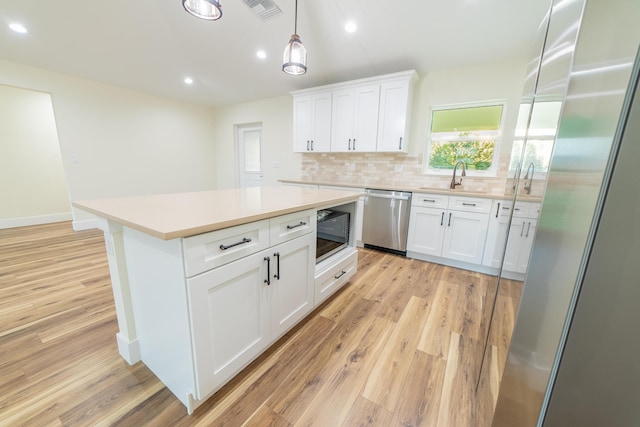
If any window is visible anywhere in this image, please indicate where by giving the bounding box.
[424,103,505,175]
[509,101,562,176]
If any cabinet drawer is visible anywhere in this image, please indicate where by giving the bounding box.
[315,249,358,305]
[448,195,492,213]
[270,209,316,246]
[183,220,270,277]
[527,203,541,219]
[412,193,448,208]
[496,200,529,218]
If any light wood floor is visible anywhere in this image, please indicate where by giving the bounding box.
[0,222,522,426]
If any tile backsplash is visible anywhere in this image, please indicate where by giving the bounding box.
[299,152,534,195]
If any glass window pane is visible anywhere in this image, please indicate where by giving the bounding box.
[243,130,261,173]
[432,105,503,133]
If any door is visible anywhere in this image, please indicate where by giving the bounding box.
[442,210,489,264]
[406,206,446,256]
[237,124,263,188]
[377,80,410,152]
[269,233,315,339]
[187,250,271,398]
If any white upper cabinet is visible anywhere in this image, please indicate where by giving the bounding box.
[292,70,417,153]
[331,84,380,152]
[377,78,413,153]
[293,91,332,152]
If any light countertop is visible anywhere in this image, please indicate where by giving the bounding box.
[73,186,364,240]
[279,179,543,202]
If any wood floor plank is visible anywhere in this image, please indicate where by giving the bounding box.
[340,396,394,427]
[0,222,523,426]
[391,350,446,427]
[294,316,394,426]
[362,296,431,412]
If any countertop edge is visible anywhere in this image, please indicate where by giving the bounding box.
[73,190,364,240]
[279,179,543,202]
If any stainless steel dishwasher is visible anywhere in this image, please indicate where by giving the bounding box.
[362,189,412,255]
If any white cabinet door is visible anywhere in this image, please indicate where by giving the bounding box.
[187,249,271,399]
[269,233,315,339]
[331,85,379,152]
[377,79,411,152]
[482,213,510,268]
[502,219,525,273]
[330,88,355,152]
[442,210,489,264]
[517,219,537,273]
[293,92,331,152]
[407,206,446,256]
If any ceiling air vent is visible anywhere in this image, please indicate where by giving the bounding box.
[242,0,282,21]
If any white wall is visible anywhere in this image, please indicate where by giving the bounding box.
[410,58,527,161]
[211,95,301,189]
[0,60,218,229]
[0,84,71,228]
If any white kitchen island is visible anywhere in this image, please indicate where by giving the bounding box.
[73,186,363,413]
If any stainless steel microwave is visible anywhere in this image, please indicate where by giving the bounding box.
[316,210,350,263]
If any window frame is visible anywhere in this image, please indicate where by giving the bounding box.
[422,100,508,177]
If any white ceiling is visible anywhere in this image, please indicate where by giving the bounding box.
[0,0,550,108]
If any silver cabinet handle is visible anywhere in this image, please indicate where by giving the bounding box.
[448,212,452,227]
[526,222,532,238]
[440,212,444,226]
[310,140,314,151]
[462,203,477,207]
[353,138,356,150]
[521,221,526,237]
[496,202,501,218]
[219,237,252,251]
[274,252,280,280]
[348,138,352,150]
[306,140,310,151]
[423,199,436,203]
[334,270,347,279]
[399,137,403,150]
[286,221,307,230]
[264,257,271,285]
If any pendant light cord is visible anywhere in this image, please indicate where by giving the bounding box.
[294,0,298,34]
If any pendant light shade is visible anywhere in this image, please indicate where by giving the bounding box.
[183,0,222,21]
[283,0,307,75]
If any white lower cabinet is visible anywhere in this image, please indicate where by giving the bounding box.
[482,200,540,275]
[407,194,489,265]
[441,210,490,264]
[269,233,315,338]
[187,232,315,400]
[187,248,271,399]
[502,218,537,274]
[315,248,358,305]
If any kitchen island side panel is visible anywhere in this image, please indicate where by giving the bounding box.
[122,226,196,409]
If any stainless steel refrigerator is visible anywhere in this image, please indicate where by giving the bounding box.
[492,0,640,425]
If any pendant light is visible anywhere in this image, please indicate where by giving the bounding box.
[183,0,222,21]
[282,0,307,75]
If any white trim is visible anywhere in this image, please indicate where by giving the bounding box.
[423,99,509,177]
[0,212,72,229]
[116,332,141,365]
[72,218,99,231]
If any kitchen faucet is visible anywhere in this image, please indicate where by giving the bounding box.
[523,162,535,194]
[450,160,466,189]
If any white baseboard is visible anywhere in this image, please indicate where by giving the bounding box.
[72,218,99,231]
[0,212,73,229]
[116,332,141,365]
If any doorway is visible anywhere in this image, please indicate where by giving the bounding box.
[236,123,263,188]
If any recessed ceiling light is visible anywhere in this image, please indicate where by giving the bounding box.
[345,21,357,33]
[256,50,267,59]
[9,23,28,34]
[184,77,194,85]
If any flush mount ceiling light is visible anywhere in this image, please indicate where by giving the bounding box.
[183,0,222,20]
[282,0,307,75]
[9,23,28,34]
